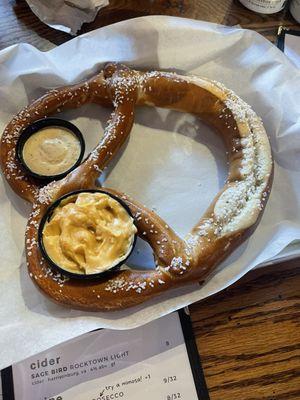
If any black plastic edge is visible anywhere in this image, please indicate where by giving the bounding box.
[1,367,15,400]
[178,308,210,400]
[277,26,300,52]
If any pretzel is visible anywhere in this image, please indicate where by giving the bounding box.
[0,63,273,311]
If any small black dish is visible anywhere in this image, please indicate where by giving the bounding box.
[16,118,85,181]
[38,189,137,280]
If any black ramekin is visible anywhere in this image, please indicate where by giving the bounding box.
[38,189,137,280]
[16,118,85,181]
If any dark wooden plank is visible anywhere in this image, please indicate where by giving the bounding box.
[0,0,299,52]
[85,0,299,43]
[0,0,70,51]
[190,260,300,399]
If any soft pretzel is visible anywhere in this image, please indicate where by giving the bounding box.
[0,64,273,311]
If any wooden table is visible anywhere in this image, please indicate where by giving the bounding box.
[0,1,300,399]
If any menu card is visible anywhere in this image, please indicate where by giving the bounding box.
[0,310,209,400]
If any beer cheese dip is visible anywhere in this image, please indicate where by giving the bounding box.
[42,192,137,275]
[22,127,81,176]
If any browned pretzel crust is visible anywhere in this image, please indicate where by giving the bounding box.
[0,64,273,311]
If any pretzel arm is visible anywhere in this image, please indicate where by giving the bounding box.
[38,101,136,205]
[0,72,110,203]
[135,70,273,263]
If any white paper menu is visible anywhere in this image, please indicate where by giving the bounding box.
[1,311,208,400]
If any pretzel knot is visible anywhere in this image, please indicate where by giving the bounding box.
[0,63,273,311]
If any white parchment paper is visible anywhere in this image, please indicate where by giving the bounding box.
[0,16,300,368]
[25,0,109,34]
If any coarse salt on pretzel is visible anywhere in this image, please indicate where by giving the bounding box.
[0,63,273,311]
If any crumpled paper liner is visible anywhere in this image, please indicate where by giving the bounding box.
[25,0,109,34]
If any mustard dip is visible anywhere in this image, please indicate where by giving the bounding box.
[22,127,81,176]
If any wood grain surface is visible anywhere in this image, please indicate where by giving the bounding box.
[190,261,300,399]
[0,0,299,51]
[0,1,300,399]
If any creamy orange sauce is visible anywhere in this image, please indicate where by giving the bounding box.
[22,127,81,176]
[42,192,137,275]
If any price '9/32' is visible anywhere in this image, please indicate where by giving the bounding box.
[163,376,177,384]
[166,393,181,400]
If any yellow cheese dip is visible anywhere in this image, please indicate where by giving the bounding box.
[42,192,137,275]
[22,127,81,176]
